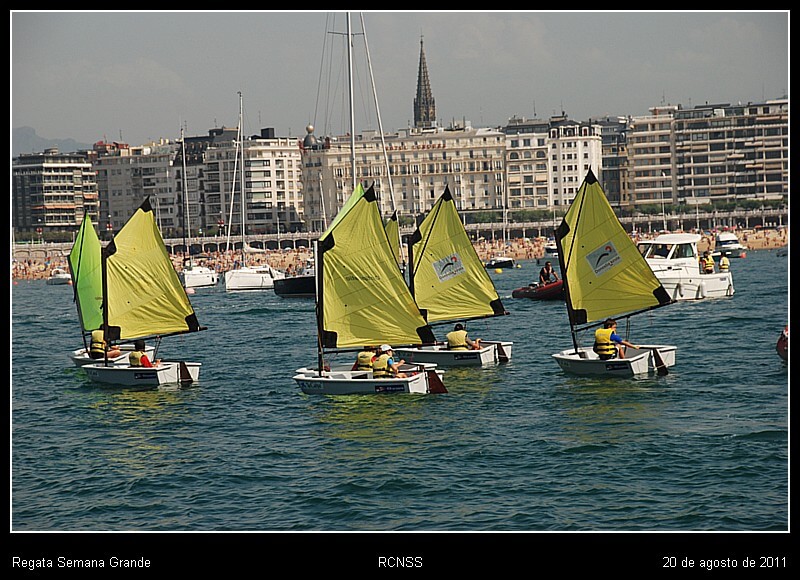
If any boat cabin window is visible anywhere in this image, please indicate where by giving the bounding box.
[644,243,672,259]
[672,243,696,259]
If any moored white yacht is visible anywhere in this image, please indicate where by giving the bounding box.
[637,233,734,301]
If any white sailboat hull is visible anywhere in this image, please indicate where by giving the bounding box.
[224,266,285,291]
[294,363,445,395]
[47,274,72,285]
[180,267,218,289]
[552,345,677,377]
[395,340,512,367]
[648,267,734,301]
[70,344,155,367]
[83,361,201,387]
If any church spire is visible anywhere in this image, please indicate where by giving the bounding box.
[414,35,436,129]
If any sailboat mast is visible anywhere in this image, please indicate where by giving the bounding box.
[314,240,325,372]
[238,91,247,267]
[225,136,239,253]
[347,12,356,192]
[181,127,192,269]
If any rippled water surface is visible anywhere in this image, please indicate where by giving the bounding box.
[11,249,788,561]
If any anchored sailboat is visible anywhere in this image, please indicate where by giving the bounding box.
[178,128,218,290]
[552,169,677,377]
[83,198,206,387]
[224,92,285,292]
[395,187,512,366]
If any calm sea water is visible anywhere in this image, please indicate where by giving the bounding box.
[10,248,789,571]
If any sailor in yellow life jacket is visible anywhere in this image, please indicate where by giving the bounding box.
[129,339,158,367]
[593,318,639,360]
[446,323,481,350]
[89,329,121,359]
[372,344,407,378]
[719,255,730,272]
[354,346,376,371]
[700,251,715,274]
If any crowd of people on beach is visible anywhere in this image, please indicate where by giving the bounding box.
[11,226,788,282]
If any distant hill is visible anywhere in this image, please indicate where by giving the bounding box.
[12,127,93,157]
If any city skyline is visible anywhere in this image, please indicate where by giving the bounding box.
[11,11,789,149]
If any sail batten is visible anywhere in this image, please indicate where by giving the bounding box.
[319,184,433,348]
[104,199,201,341]
[557,169,671,328]
[410,186,505,324]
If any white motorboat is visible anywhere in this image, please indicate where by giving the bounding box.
[485,256,515,269]
[637,233,734,300]
[180,262,218,289]
[711,231,748,259]
[224,264,285,291]
[46,268,72,285]
[551,169,677,378]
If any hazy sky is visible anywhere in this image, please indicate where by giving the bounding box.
[11,11,789,147]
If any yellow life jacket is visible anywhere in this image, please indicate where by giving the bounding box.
[719,257,730,271]
[446,329,469,350]
[356,350,374,371]
[372,353,391,378]
[593,327,617,358]
[129,350,146,367]
[90,329,106,357]
[701,256,715,273]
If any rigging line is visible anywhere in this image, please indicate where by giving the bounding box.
[360,11,398,245]
[410,197,444,280]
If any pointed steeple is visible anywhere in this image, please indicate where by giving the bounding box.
[414,35,436,129]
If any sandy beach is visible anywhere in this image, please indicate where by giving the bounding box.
[11,227,787,282]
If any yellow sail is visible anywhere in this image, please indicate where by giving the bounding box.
[410,187,506,323]
[557,169,671,326]
[67,213,103,332]
[319,184,434,348]
[104,198,202,341]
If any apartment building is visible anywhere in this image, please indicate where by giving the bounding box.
[203,129,304,236]
[673,98,787,206]
[627,98,788,212]
[503,114,604,212]
[12,148,98,239]
[300,123,507,233]
[93,140,178,238]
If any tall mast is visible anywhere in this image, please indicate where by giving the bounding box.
[238,91,247,267]
[181,127,192,269]
[359,12,403,270]
[347,12,356,192]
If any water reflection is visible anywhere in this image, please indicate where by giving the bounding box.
[86,387,198,477]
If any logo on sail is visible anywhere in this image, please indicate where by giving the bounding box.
[587,241,621,276]
[434,253,465,282]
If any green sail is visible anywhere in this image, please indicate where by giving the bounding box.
[319,184,433,348]
[104,199,201,341]
[557,169,670,326]
[67,213,103,333]
[410,187,505,323]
